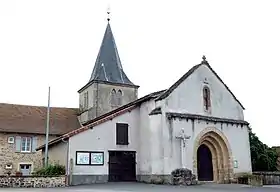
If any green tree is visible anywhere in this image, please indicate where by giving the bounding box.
[249,127,278,171]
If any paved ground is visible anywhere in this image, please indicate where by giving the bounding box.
[1,183,280,192]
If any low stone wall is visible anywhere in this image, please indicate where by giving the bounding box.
[253,172,280,185]
[0,175,66,188]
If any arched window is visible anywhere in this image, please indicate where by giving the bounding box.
[117,90,122,106]
[203,86,211,111]
[110,89,117,107]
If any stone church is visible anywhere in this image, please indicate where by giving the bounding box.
[37,17,252,185]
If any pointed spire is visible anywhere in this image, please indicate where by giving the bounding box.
[89,16,135,86]
[201,55,208,64]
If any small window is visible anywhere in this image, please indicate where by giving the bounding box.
[8,136,14,144]
[203,86,211,111]
[117,90,122,106]
[110,89,117,107]
[116,123,129,145]
[84,91,88,109]
[21,137,32,152]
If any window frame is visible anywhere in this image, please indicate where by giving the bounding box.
[116,123,129,145]
[203,86,211,112]
[21,137,32,153]
[18,162,33,175]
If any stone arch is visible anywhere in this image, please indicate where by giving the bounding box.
[193,127,233,183]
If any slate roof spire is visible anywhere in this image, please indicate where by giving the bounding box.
[89,10,135,86]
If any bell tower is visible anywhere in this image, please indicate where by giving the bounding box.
[78,11,139,124]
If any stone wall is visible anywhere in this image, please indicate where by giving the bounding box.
[0,133,57,175]
[253,172,280,185]
[0,176,66,188]
[272,147,280,171]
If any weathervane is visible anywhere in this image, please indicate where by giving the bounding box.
[107,5,111,22]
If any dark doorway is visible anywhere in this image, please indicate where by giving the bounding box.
[197,144,214,181]
[108,151,136,182]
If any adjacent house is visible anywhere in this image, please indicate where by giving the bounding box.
[0,103,80,175]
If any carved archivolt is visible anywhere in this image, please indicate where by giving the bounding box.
[192,127,234,183]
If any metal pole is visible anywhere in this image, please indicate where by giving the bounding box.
[44,86,50,167]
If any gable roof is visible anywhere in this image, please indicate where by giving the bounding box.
[36,90,165,151]
[0,103,81,135]
[155,57,245,110]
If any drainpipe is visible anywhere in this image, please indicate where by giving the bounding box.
[62,138,69,185]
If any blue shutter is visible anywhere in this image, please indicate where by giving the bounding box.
[32,136,38,152]
[15,136,21,152]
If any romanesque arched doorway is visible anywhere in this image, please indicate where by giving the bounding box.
[193,128,233,183]
[197,144,214,181]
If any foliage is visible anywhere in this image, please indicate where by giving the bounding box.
[32,163,65,176]
[249,127,278,171]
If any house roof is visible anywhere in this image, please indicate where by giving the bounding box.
[88,21,136,86]
[36,90,165,151]
[0,103,81,135]
[156,56,245,110]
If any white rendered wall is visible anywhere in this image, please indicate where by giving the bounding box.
[164,64,244,120]
[155,64,251,175]
[68,108,140,175]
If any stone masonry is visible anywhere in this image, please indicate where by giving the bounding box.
[0,176,66,188]
[78,82,138,124]
[0,133,57,175]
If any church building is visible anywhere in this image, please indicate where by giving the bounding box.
[37,16,252,185]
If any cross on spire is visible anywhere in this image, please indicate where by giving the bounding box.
[107,6,111,22]
[88,9,136,86]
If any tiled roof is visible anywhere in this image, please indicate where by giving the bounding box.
[36,90,165,151]
[0,103,81,135]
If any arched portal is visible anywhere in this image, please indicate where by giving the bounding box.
[197,144,214,181]
[193,128,233,183]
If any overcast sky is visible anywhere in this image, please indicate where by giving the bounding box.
[0,0,279,147]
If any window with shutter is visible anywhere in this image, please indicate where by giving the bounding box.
[116,123,129,145]
[21,137,32,152]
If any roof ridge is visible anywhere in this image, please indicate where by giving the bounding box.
[155,57,245,109]
[0,103,78,110]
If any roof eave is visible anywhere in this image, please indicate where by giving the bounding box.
[36,137,66,151]
[78,79,140,93]
[38,90,166,151]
